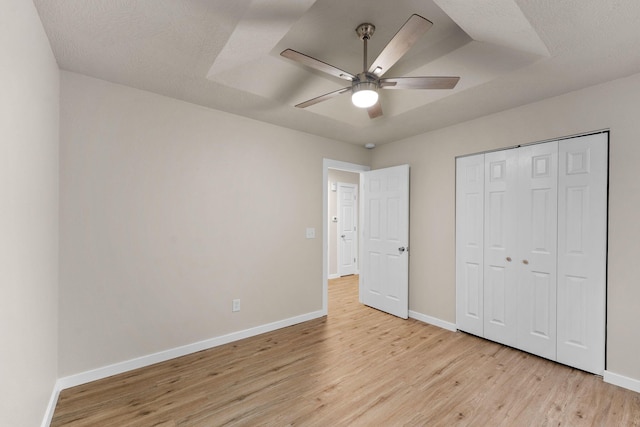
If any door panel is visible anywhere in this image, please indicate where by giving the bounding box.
[486,265,507,327]
[517,142,558,360]
[557,133,608,374]
[531,271,552,337]
[361,165,409,319]
[456,154,484,335]
[484,149,518,346]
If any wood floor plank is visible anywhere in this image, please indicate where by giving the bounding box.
[52,275,640,426]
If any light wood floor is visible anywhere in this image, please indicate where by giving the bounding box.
[52,275,640,426]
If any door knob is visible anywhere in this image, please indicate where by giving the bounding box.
[522,259,529,265]
[341,234,345,238]
[506,257,512,262]
[398,247,406,253]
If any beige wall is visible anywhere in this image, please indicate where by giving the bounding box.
[0,1,60,425]
[59,72,371,376]
[371,71,640,382]
[328,170,360,277]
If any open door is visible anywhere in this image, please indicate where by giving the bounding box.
[361,165,410,319]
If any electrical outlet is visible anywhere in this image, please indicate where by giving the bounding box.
[232,299,241,312]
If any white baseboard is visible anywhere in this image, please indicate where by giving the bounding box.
[604,370,640,393]
[41,384,61,427]
[409,310,457,332]
[55,310,325,392]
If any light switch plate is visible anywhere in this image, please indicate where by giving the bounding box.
[306,227,316,239]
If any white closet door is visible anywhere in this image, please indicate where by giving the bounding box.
[557,133,608,374]
[483,149,518,346]
[516,142,559,360]
[456,154,485,336]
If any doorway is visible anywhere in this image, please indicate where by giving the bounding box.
[322,159,370,314]
[328,173,360,278]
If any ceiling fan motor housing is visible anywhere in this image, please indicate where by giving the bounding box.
[355,72,379,85]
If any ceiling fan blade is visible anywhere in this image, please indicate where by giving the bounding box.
[367,102,383,119]
[281,49,356,81]
[368,14,433,76]
[295,87,351,108]
[380,76,460,90]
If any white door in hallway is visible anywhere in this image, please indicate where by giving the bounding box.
[361,165,410,319]
[337,182,358,277]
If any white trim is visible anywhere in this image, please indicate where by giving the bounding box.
[604,370,640,393]
[323,159,370,315]
[56,310,324,391]
[328,273,340,279]
[41,385,60,427]
[409,310,457,332]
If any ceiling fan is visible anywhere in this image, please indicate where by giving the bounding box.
[280,14,460,119]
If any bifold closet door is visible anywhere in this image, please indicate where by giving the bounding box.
[456,134,607,373]
[483,149,518,346]
[455,154,485,336]
[516,142,559,361]
[557,133,608,374]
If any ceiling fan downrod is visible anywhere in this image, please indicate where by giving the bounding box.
[353,22,379,109]
[356,23,375,72]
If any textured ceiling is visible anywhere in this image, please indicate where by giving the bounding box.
[33,0,640,146]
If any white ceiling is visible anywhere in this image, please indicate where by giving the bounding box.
[33,0,640,146]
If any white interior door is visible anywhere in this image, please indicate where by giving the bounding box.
[516,142,559,360]
[483,149,518,346]
[337,182,358,277]
[455,154,485,336]
[361,165,410,319]
[556,133,608,374]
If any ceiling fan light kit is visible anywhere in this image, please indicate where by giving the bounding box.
[352,80,379,108]
[280,14,460,119]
